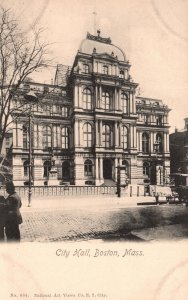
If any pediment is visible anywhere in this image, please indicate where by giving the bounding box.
[94,52,117,61]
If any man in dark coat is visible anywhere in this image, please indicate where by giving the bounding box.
[5,182,22,242]
[0,195,7,241]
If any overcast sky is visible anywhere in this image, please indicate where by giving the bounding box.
[1,0,188,132]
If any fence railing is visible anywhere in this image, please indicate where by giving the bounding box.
[0,185,117,199]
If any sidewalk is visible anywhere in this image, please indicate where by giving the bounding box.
[21,194,156,212]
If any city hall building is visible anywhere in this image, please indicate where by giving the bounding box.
[11,31,171,189]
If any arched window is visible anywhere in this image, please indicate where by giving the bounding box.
[23,160,29,177]
[103,124,111,148]
[156,133,163,153]
[121,93,128,114]
[83,88,92,110]
[84,159,92,176]
[43,160,51,178]
[103,65,108,75]
[43,126,51,148]
[143,162,150,176]
[61,127,69,149]
[102,91,110,110]
[142,133,149,154]
[83,64,89,74]
[120,70,124,78]
[121,126,128,149]
[83,123,92,147]
[23,125,28,149]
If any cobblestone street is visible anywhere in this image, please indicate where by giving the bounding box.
[19,195,188,242]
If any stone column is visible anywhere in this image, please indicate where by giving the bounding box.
[118,88,121,111]
[166,132,170,153]
[95,85,98,108]
[99,120,103,146]
[140,131,142,152]
[115,122,118,147]
[114,88,117,110]
[99,85,102,108]
[74,85,78,107]
[132,92,136,114]
[95,157,99,183]
[74,120,79,147]
[114,158,118,181]
[134,126,137,148]
[151,132,154,153]
[17,123,22,148]
[95,120,99,146]
[119,123,122,148]
[38,125,43,149]
[12,122,18,147]
[130,93,133,114]
[78,85,82,108]
[99,157,103,180]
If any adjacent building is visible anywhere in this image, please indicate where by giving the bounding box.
[11,31,171,190]
[170,118,188,186]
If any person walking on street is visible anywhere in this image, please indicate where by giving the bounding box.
[0,195,7,241]
[5,182,22,242]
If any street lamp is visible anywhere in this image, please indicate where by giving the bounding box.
[24,90,38,207]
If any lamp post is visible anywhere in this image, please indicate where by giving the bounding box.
[24,91,38,207]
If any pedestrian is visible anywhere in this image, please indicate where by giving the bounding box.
[0,195,7,241]
[5,182,22,242]
[155,192,159,205]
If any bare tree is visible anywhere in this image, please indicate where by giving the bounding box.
[0,7,51,155]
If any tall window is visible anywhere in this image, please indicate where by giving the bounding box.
[84,159,92,176]
[43,126,51,148]
[83,88,92,110]
[23,160,29,177]
[43,161,51,178]
[121,93,128,114]
[61,127,69,149]
[143,162,150,176]
[53,125,61,148]
[156,133,163,153]
[103,124,111,148]
[62,106,68,117]
[23,125,28,149]
[33,124,40,148]
[143,114,149,124]
[83,64,89,74]
[120,70,124,78]
[142,132,149,154]
[83,123,92,147]
[103,65,108,75]
[102,91,110,110]
[156,115,163,126]
[121,126,128,149]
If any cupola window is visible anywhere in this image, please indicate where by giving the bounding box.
[103,65,109,75]
[83,64,89,74]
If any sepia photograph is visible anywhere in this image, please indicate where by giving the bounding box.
[0,0,188,299]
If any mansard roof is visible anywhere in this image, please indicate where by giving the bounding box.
[79,31,126,62]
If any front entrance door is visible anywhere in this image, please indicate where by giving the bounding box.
[103,159,112,179]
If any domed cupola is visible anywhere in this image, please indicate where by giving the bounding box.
[79,30,126,62]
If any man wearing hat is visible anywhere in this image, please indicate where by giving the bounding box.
[0,195,6,241]
[5,181,22,242]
